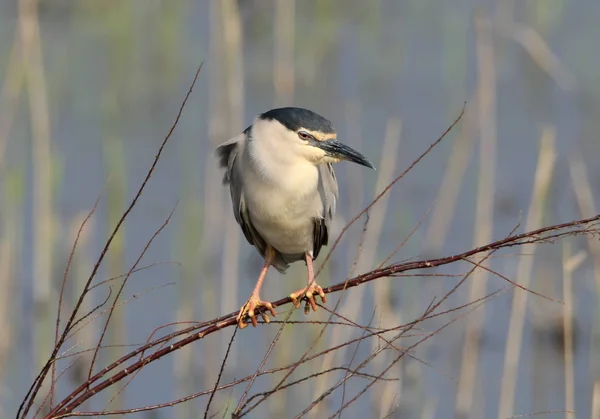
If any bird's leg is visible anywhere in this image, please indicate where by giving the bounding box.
[289,252,327,313]
[237,247,277,329]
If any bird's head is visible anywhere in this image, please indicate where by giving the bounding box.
[250,107,375,169]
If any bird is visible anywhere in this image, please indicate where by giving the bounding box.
[216,107,375,329]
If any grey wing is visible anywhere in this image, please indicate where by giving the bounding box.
[313,163,339,259]
[216,135,268,258]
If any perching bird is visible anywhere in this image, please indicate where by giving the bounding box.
[217,107,375,328]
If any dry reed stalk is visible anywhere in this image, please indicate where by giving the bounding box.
[0,24,24,411]
[497,127,556,419]
[562,243,585,419]
[456,11,497,417]
[495,0,574,91]
[191,3,226,413]
[0,31,24,170]
[0,182,20,403]
[274,0,295,106]
[18,2,56,411]
[218,0,244,365]
[592,380,600,419]
[423,99,475,253]
[569,156,600,378]
[199,2,245,415]
[192,4,227,414]
[499,21,575,91]
[569,157,600,290]
[366,119,404,416]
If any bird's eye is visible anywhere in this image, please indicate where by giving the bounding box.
[298,131,312,141]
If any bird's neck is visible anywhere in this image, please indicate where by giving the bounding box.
[246,140,318,193]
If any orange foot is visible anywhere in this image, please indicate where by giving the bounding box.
[236,295,276,329]
[290,282,327,313]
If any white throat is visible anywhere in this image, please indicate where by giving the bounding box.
[245,125,319,196]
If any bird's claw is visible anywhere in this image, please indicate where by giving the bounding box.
[237,295,276,329]
[290,282,327,313]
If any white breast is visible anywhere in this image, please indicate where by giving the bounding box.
[243,159,323,255]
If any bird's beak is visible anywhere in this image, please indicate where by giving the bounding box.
[314,139,376,169]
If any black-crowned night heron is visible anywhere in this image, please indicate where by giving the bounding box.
[217,107,375,328]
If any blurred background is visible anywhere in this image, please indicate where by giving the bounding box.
[1,0,600,418]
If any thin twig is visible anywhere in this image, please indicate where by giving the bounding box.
[53,194,101,409]
[47,288,504,418]
[233,308,297,416]
[205,327,238,418]
[87,204,178,379]
[316,102,466,277]
[46,212,600,417]
[22,62,204,419]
